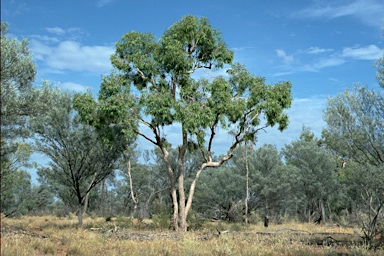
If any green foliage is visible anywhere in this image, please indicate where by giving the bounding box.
[282,128,339,222]
[1,22,37,177]
[0,22,36,92]
[376,55,384,89]
[1,168,31,216]
[323,85,384,166]
[151,211,172,230]
[75,15,292,151]
[194,166,245,220]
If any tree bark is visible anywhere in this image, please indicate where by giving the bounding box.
[320,200,326,225]
[83,192,90,215]
[245,143,249,225]
[177,128,188,232]
[77,204,83,228]
[160,147,179,231]
[127,159,138,218]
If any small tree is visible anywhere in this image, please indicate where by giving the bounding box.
[282,128,338,224]
[32,87,128,227]
[75,15,292,231]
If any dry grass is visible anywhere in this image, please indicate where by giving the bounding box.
[1,215,382,255]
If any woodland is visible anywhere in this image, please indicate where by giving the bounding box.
[1,16,384,253]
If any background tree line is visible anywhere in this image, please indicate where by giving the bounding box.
[1,19,383,237]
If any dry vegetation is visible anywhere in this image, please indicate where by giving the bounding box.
[1,215,383,256]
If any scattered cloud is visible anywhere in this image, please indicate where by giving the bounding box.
[30,34,60,43]
[30,39,114,73]
[45,27,66,36]
[341,45,382,60]
[276,49,294,64]
[273,44,381,75]
[307,57,346,71]
[291,0,384,27]
[303,47,333,54]
[43,27,85,40]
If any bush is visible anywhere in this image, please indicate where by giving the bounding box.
[151,211,171,230]
[187,210,204,231]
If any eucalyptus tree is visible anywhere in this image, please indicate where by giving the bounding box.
[282,128,338,223]
[32,87,128,228]
[74,15,292,231]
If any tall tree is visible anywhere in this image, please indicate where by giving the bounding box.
[1,23,37,213]
[74,15,292,231]
[322,84,384,239]
[32,87,128,228]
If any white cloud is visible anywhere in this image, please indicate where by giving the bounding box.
[30,40,114,73]
[45,27,66,36]
[341,45,382,60]
[292,0,384,27]
[276,49,294,64]
[309,57,346,70]
[30,34,60,43]
[305,47,333,54]
[272,43,381,75]
[43,27,85,41]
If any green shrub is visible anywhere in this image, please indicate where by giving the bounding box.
[151,211,171,230]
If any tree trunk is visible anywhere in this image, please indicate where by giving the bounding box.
[127,159,138,218]
[77,204,83,228]
[320,200,326,225]
[244,143,249,225]
[171,186,178,231]
[82,172,97,217]
[160,147,179,231]
[178,172,187,231]
[143,187,168,218]
[83,192,90,215]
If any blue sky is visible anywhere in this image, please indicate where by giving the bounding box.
[2,0,384,161]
